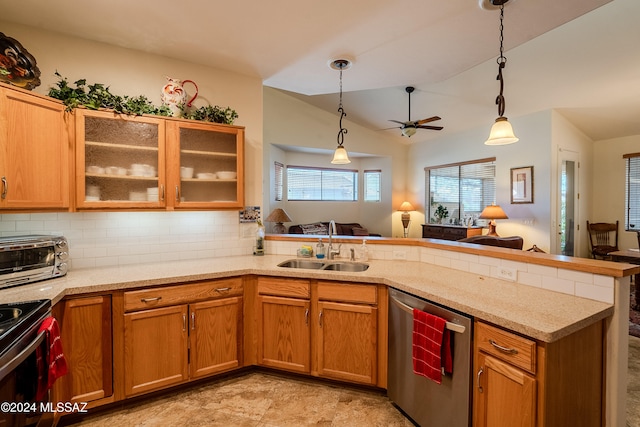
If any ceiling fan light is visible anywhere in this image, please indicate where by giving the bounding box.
[485,117,519,145]
[331,145,351,164]
[402,127,417,137]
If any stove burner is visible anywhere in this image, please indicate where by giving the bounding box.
[0,308,22,325]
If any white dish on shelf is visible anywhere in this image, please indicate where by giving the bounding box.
[85,196,100,202]
[196,172,216,179]
[86,165,105,174]
[216,171,237,180]
[180,167,194,179]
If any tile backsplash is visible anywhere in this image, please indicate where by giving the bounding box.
[0,211,257,269]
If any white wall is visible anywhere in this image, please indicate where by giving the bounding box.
[593,135,640,250]
[0,22,264,267]
[407,111,554,250]
[263,87,407,237]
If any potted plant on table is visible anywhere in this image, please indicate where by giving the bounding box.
[433,204,449,224]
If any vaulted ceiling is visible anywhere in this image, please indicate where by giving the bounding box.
[4,0,639,144]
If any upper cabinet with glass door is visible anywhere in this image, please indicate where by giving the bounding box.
[75,109,166,209]
[165,120,244,209]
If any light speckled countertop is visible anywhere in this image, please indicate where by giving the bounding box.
[0,254,612,343]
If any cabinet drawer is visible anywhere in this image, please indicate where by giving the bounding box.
[257,277,310,298]
[317,282,377,304]
[124,278,243,312]
[476,321,536,374]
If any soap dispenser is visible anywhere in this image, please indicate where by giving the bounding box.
[360,239,369,262]
[316,238,326,259]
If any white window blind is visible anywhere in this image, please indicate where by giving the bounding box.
[364,170,381,202]
[287,166,358,201]
[625,153,640,231]
[425,158,496,223]
[274,161,283,201]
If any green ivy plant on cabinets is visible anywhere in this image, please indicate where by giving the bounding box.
[47,72,238,124]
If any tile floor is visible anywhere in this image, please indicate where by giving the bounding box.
[61,371,414,427]
[61,337,640,427]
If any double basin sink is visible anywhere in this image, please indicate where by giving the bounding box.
[278,259,369,272]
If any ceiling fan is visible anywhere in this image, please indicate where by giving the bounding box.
[385,86,443,137]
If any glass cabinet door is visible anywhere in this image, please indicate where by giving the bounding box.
[76,110,165,208]
[166,121,244,209]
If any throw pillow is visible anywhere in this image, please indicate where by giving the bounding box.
[300,223,328,235]
[352,227,369,236]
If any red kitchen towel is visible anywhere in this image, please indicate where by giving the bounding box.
[412,308,452,384]
[35,316,68,401]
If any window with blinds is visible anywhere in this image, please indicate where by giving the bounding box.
[274,161,283,201]
[287,166,358,201]
[425,158,496,224]
[364,170,381,202]
[625,153,640,231]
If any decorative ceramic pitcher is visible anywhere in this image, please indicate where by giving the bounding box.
[160,77,199,117]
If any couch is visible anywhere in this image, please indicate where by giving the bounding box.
[287,222,380,237]
[458,235,524,250]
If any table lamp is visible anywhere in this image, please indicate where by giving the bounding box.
[399,201,415,238]
[265,208,292,234]
[479,204,508,236]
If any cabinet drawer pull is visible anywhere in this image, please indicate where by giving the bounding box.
[305,308,309,325]
[1,177,7,200]
[175,185,180,202]
[191,311,195,330]
[140,297,162,303]
[215,287,231,293]
[319,311,323,327]
[477,367,484,393]
[489,339,519,354]
[182,313,187,331]
[160,185,165,202]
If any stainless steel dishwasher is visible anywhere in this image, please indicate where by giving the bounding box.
[388,288,473,427]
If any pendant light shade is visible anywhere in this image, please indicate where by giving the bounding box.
[330,59,352,164]
[485,117,519,145]
[331,145,351,164]
[484,1,518,146]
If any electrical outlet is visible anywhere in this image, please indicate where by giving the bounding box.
[393,250,407,260]
[497,266,517,281]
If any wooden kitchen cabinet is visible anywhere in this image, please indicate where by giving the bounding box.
[55,295,113,406]
[256,277,311,373]
[315,281,378,385]
[165,119,244,209]
[122,278,243,397]
[74,109,244,210]
[0,83,70,210]
[473,320,604,427]
[74,109,166,209]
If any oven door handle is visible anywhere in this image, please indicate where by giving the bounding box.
[0,330,46,383]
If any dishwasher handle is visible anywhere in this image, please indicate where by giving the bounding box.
[390,295,466,334]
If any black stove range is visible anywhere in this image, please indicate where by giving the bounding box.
[0,299,51,364]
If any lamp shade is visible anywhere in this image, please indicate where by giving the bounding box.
[331,145,351,164]
[402,127,417,138]
[485,117,519,145]
[265,208,292,223]
[399,201,415,212]
[479,204,508,220]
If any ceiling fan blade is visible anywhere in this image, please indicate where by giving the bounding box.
[417,125,444,131]
[388,119,406,125]
[416,116,442,125]
[380,126,402,131]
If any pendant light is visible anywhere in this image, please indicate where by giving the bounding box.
[485,0,519,145]
[330,59,352,164]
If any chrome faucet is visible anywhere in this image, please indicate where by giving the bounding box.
[327,220,341,260]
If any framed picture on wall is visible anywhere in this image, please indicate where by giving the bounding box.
[511,166,533,204]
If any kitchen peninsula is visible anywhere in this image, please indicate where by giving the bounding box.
[1,236,634,426]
